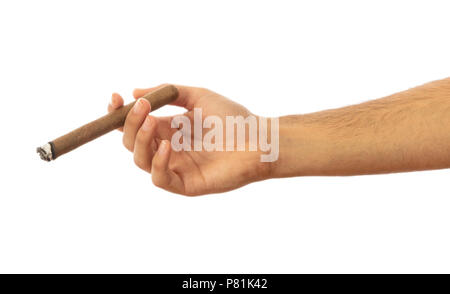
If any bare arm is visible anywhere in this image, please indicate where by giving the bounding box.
[272,78,450,178]
[108,78,450,195]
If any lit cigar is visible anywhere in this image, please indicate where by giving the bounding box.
[37,84,178,161]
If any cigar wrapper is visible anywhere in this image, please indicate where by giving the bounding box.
[37,84,179,161]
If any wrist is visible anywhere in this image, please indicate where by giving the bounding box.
[268,115,328,178]
[254,115,292,180]
[245,115,318,181]
[268,115,299,178]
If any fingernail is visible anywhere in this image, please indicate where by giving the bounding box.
[133,99,144,114]
[141,117,152,131]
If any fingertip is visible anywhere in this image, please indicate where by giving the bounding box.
[132,98,151,115]
[111,92,119,101]
[111,93,124,108]
[140,97,152,112]
[132,88,142,98]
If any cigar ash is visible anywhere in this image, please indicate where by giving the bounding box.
[36,143,54,161]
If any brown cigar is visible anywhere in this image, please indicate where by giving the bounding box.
[37,84,178,161]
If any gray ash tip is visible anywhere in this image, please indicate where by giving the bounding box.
[36,143,53,161]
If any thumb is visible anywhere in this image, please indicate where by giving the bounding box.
[134,84,204,110]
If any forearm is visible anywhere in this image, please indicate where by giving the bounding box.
[271,78,450,177]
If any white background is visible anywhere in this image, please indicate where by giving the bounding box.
[0,0,449,273]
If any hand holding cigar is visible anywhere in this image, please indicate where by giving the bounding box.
[37,84,178,161]
[38,80,450,196]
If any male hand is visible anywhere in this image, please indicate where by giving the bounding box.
[108,85,271,196]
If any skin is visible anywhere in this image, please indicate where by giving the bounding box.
[108,79,450,196]
[108,85,270,196]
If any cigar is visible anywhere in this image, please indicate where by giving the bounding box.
[37,84,178,161]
